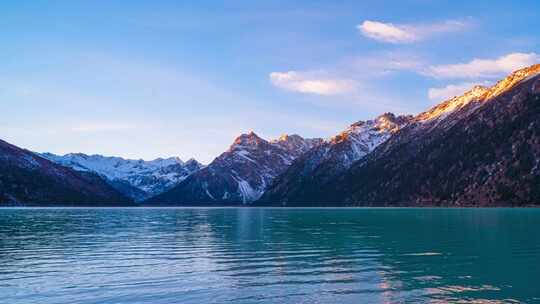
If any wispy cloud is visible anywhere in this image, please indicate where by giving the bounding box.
[428,81,490,101]
[358,20,469,44]
[71,123,137,132]
[346,51,424,76]
[269,71,356,95]
[358,20,417,44]
[424,52,539,79]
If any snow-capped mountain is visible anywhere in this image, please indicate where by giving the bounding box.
[258,113,412,204]
[326,113,413,167]
[409,65,540,135]
[0,139,130,206]
[146,132,323,204]
[265,64,540,206]
[41,153,204,201]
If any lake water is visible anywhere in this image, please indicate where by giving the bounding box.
[0,208,539,303]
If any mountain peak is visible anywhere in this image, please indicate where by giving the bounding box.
[417,84,489,123]
[376,112,396,120]
[416,64,540,124]
[272,134,304,144]
[231,131,266,148]
[270,134,323,156]
[467,85,489,96]
[238,131,261,140]
[320,63,540,206]
[185,158,202,165]
[152,129,323,204]
[275,134,300,142]
[40,152,203,201]
[329,113,410,148]
[512,63,540,78]
[374,113,412,131]
[345,113,409,137]
[483,63,540,99]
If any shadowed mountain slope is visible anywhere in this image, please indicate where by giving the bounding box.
[262,64,540,206]
[0,139,132,206]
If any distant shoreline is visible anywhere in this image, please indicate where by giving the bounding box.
[1,204,539,208]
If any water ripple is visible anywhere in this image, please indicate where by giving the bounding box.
[0,207,538,303]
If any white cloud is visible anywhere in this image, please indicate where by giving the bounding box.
[425,52,539,79]
[358,20,468,44]
[347,51,424,75]
[428,82,490,101]
[358,21,417,44]
[269,71,356,95]
[71,123,136,132]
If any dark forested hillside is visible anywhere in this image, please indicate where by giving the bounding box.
[261,64,540,206]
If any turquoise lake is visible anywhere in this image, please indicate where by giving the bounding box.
[0,208,538,303]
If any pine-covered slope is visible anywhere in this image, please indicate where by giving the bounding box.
[258,113,412,205]
[41,153,203,201]
[0,139,131,206]
[289,64,540,206]
[146,132,322,205]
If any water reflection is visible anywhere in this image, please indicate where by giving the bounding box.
[0,208,538,303]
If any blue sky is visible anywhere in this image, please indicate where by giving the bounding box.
[1,0,539,163]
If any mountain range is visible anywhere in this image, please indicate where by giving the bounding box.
[1,64,539,206]
[259,64,540,206]
[40,153,203,201]
[0,139,131,206]
[146,133,322,205]
[258,113,412,204]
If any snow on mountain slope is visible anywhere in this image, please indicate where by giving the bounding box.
[41,153,203,201]
[413,64,540,133]
[146,132,322,204]
[276,64,540,206]
[416,85,489,124]
[0,139,131,206]
[258,113,412,204]
[327,113,412,166]
[331,63,540,206]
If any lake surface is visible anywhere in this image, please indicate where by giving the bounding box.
[0,208,539,303]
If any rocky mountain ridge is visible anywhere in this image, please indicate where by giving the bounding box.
[3,64,539,207]
[0,139,131,206]
[41,153,204,201]
[267,64,540,206]
[146,132,323,204]
[258,113,412,203]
